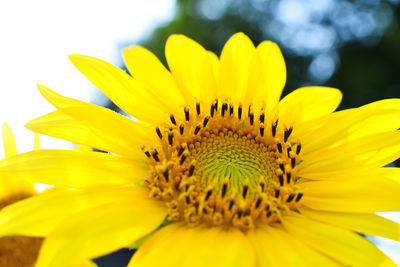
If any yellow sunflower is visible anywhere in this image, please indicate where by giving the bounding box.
[1,32,400,267]
[0,123,43,267]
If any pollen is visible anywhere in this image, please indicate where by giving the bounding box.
[0,194,43,267]
[143,101,303,231]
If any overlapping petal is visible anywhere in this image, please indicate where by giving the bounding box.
[0,150,148,187]
[35,195,166,267]
[129,223,255,267]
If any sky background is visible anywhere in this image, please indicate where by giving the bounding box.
[0,0,399,264]
[0,0,175,154]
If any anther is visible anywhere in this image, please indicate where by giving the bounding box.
[287,147,291,158]
[259,113,265,123]
[210,104,215,117]
[284,127,293,142]
[249,112,254,125]
[296,140,302,154]
[203,116,210,128]
[168,132,174,146]
[291,157,296,168]
[228,199,235,210]
[272,120,278,137]
[266,211,272,218]
[286,194,295,202]
[279,163,285,172]
[214,100,219,111]
[205,188,213,201]
[184,107,190,121]
[255,197,263,209]
[295,193,303,202]
[194,125,201,135]
[229,105,234,116]
[242,179,250,198]
[221,177,228,198]
[238,105,242,119]
[278,174,284,186]
[155,127,163,139]
[177,146,185,157]
[196,102,201,116]
[188,164,195,177]
[221,103,228,117]
[169,115,177,125]
[259,177,265,192]
[286,172,291,184]
[163,169,169,182]
[179,154,187,165]
[179,124,184,135]
[276,142,283,153]
[275,189,280,198]
[152,151,160,162]
[260,125,264,137]
[144,150,151,158]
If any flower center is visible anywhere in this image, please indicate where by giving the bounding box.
[143,101,303,231]
[0,194,43,267]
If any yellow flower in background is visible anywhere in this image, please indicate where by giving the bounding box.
[1,33,400,266]
[0,123,42,267]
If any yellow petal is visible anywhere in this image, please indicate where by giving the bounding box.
[300,207,400,242]
[129,223,255,267]
[282,213,396,266]
[1,122,17,157]
[122,45,184,116]
[37,84,89,109]
[35,195,166,267]
[248,225,339,267]
[300,99,400,155]
[0,185,158,237]
[219,32,255,106]
[300,131,400,175]
[300,169,400,212]
[0,149,148,187]
[26,107,155,159]
[165,34,217,105]
[279,86,342,127]
[247,40,286,117]
[68,54,167,124]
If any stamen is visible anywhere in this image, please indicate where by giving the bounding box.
[203,116,210,127]
[295,193,303,202]
[242,179,250,198]
[229,105,234,116]
[284,127,293,142]
[156,127,163,139]
[196,102,201,116]
[168,132,174,146]
[194,125,201,135]
[221,177,228,198]
[170,115,177,125]
[221,103,228,117]
[259,113,265,123]
[286,194,295,202]
[238,105,242,119]
[272,120,278,137]
[249,112,254,125]
[179,124,184,135]
[184,107,190,121]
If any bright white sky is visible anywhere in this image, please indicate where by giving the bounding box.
[0,0,175,155]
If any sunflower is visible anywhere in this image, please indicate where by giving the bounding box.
[0,123,43,267]
[1,33,400,267]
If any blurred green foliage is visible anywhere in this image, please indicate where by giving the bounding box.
[128,0,400,108]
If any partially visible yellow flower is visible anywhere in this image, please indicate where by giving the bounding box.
[0,123,42,267]
[0,124,98,267]
[0,33,400,267]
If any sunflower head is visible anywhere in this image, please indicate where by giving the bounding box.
[144,95,304,230]
[0,32,399,267]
